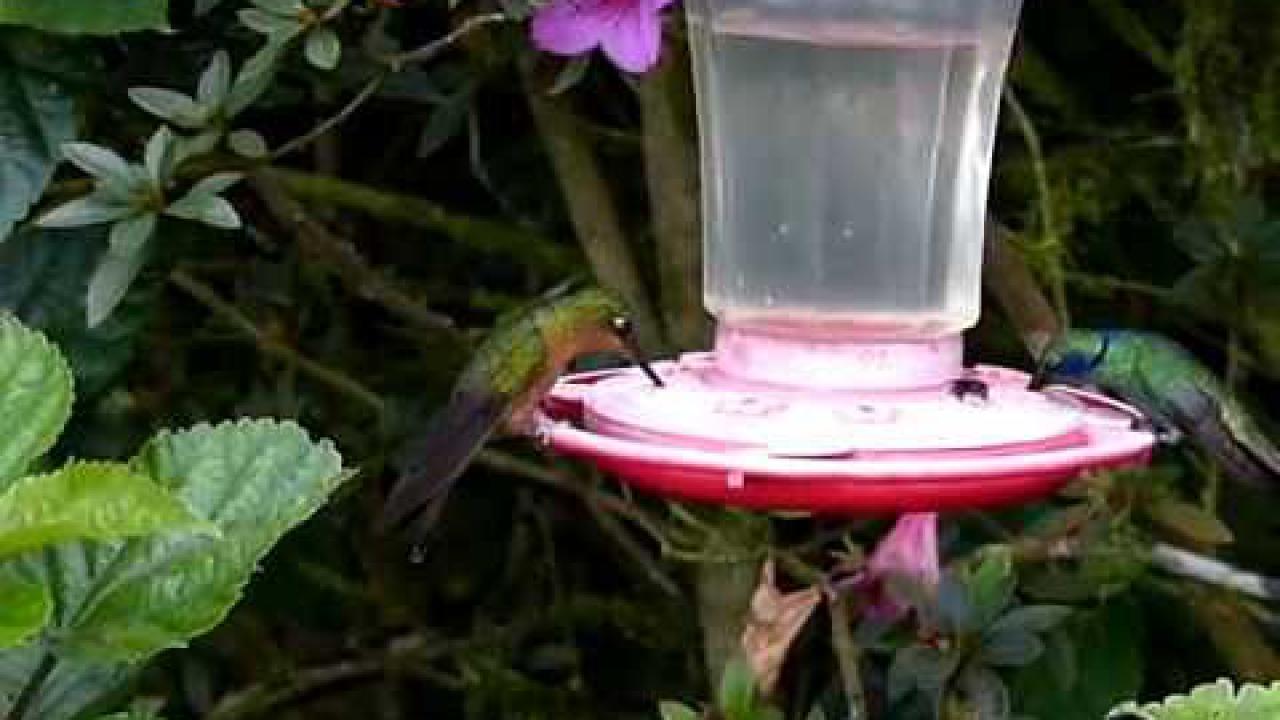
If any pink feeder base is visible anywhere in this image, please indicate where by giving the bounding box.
[535,353,1155,515]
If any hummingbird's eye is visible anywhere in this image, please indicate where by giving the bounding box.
[610,315,632,336]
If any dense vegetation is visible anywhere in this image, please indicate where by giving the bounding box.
[0,0,1277,718]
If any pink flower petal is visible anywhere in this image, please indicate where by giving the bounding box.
[852,513,941,623]
[531,0,611,56]
[599,0,662,73]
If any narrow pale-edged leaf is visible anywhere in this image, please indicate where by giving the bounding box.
[173,130,221,167]
[226,42,284,116]
[252,0,304,14]
[0,569,49,648]
[0,33,79,239]
[187,172,243,197]
[37,193,133,229]
[0,317,72,488]
[107,214,155,256]
[0,462,213,559]
[304,25,341,70]
[60,143,132,187]
[237,8,303,37]
[164,193,240,230]
[86,248,148,328]
[143,126,175,184]
[196,50,232,108]
[549,56,590,95]
[227,129,268,158]
[128,87,206,129]
[58,420,345,662]
[657,702,700,720]
[0,0,168,34]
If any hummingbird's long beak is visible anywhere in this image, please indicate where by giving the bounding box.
[621,333,665,388]
[1028,351,1052,391]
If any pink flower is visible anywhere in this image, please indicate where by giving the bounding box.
[849,513,940,623]
[530,0,675,73]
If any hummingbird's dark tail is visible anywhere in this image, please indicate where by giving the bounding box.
[379,391,507,547]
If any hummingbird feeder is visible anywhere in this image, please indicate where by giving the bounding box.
[536,0,1153,513]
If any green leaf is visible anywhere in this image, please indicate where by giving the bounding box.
[987,606,1072,637]
[227,129,268,158]
[0,461,212,559]
[226,42,284,116]
[252,0,304,13]
[1146,499,1234,545]
[0,228,151,398]
[980,630,1044,667]
[196,50,232,108]
[1012,599,1144,720]
[164,192,240,230]
[0,644,132,720]
[718,658,756,720]
[0,0,168,34]
[108,214,155,256]
[237,8,303,37]
[128,87,206,130]
[304,25,341,70]
[1108,679,1280,719]
[0,316,72,488]
[658,701,700,720]
[60,143,132,187]
[967,545,1017,627]
[0,569,49,648]
[961,667,1011,720]
[188,172,243,197]
[57,420,344,662]
[0,32,79,239]
[37,192,134,229]
[86,246,149,328]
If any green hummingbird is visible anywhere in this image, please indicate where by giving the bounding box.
[1033,329,1280,488]
[380,287,663,546]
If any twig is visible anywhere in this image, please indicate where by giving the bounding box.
[982,218,1061,356]
[248,171,457,332]
[826,590,868,720]
[1184,586,1280,682]
[273,73,388,160]
[379,13,509,69]
[1151,543,1280,601]
[268,168,577,273]
[636,47,707,350]
[170,268,386,413]
[520,58,664,351]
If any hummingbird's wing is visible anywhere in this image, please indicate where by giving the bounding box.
[379,389,509,543]
[1160,382,1279,488]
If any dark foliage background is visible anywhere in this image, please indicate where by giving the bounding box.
[1,0,1278,717]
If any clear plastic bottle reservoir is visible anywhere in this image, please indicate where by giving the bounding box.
[688,0,1023,339]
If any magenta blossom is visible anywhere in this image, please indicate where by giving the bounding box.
[530,0,674,74]
[848,513,940,623]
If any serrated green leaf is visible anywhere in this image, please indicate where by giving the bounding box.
[57,420,344,662]
[107,214,155,256]
[36,192,134,229]
[1146,499,1234,545]
[304,25,341,70]
[0,461,213,559]
[164,193,240,230]
[128,87,206,130]
[0,569,49,648]
[227,129,268,158]
[658,701,700,720]
[0,228,150,398]
[86,247,148,329]
[0,643,132,720]
[0,0,168,34]
[0,32,79,239]
[196,50,231,108]
[0,317,72,488]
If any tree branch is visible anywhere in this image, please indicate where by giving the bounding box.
[520,60,663,350]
